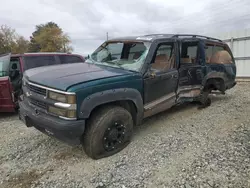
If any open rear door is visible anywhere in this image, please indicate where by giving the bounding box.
[0,53,15,112]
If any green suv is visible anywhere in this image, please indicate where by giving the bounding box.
[19,34,237,159]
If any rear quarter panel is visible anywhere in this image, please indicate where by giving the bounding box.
[203,63,237,91]
[203,42,237,89]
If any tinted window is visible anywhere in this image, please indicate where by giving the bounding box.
[0,54,10,77]
[24,56,57,70]
[128,43,147,60]
[205,44,233,64]
[187,46,198,58]
[9,57,22,92]
[156,45,172,56]
[9,57,21,72]
[205,45,213,63]
[213,46,225,53]
[107,43,124,60]
[89,41,150,72]
[151,43,175,72]
[59,55,84,64]
[180,42,199,64]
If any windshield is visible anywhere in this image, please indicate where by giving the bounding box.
[0,54,10,77]
[23,55,58,70]
[86,41,151,72]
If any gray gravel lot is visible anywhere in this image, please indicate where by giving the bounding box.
[0,82,250,188]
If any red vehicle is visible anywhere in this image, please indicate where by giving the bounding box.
[0,52,85,112]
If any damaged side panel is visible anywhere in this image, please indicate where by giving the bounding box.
[177,85,201,98]
[203,63,236,92]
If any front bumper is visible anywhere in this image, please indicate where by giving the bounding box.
[19,100,85,145]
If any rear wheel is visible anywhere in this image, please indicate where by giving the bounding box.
[83,105,133,159]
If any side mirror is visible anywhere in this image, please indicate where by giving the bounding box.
[146,65,156,78]
[149,69,156,78]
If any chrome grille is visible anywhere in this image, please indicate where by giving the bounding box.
[29,98,47,109]
[28,83,46,96]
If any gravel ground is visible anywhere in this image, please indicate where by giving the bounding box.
[0,82,250,188]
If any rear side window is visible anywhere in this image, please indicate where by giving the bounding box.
[180,41,199,64]
[24,56,58,70]
[58,55,84,64]
[205,44,233,64]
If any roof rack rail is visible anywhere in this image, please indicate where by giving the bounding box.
[143,34,165,36]
[172,34,222,42]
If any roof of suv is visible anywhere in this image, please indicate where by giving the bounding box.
[109,34,223,43]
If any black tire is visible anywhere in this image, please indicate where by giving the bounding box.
[198,89,212,109]
[83,105,133,159]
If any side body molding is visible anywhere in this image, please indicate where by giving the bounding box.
[79,88,144,125]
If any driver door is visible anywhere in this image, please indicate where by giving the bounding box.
[0,53,16,112]
[143,41,179,118]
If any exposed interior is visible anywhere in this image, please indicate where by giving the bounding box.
[205,44,233,64]
[89,41,150,72]
[180,41,198,64]
[151,43,175,71]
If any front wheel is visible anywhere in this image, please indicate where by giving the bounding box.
[83,106,133,159]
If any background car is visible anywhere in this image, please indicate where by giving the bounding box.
[0,52,85,112]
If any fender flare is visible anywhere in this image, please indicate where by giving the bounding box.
[79,88,144,125]
[202,71,226,91]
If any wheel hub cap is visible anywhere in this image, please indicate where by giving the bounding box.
[103,122,126,151]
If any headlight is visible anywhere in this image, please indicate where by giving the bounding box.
[47,91,77,119]
[48,106,76,119]
[48,91,76,104]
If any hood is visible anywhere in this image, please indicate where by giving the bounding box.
[24,63,132,91]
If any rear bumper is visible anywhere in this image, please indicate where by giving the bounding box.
[225,81,237,90]
[19,100,86,145]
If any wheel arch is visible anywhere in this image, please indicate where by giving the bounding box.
[202,72,226,92]
[79,88,144,126]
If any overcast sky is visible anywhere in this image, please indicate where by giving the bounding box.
[1,0,250,55]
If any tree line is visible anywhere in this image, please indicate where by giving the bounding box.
[0,22,73,54]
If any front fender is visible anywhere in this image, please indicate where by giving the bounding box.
[79,88,144,124]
